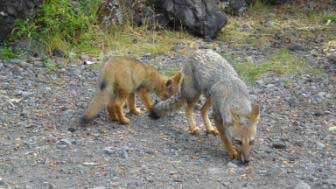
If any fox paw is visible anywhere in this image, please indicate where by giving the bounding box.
[108,114,118,121]
[119,118,131,125]
[107,111,118,121]
[228,149,239,160]
[206,128,219,135]
[130,109,141,116]
[187,127,200,135]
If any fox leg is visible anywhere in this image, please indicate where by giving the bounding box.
[200,98,218,135]
[107,100,118,121]
[114,90,131,125]
[186,94,201,135]
[138,89,153,112]
[128,93,141,115]
[214,118,239,160]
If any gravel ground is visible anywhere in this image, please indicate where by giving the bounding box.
[0,39,335,188]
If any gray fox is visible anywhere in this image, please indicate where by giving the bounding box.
[150,49,260,164]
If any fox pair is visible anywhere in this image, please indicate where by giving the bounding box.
[81,50,260,164]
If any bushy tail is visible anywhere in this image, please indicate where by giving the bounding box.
[149,87,186,119]
[80,79,113,126]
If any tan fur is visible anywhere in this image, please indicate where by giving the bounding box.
[81,57,182,125]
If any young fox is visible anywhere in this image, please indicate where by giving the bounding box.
[150,49,260,164]
[81,57,182,125]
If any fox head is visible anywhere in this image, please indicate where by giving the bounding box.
[156,72,183,100]
[230,103,260,164]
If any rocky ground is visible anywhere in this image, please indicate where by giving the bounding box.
[1,17,336,189]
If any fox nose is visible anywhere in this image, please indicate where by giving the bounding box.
[241,154,250,164]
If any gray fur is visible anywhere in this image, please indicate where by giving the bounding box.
[152,49,252,125]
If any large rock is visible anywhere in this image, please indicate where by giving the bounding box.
[0,0,42,42]
[96,0,123,30]
[154,0,228,40]
[217,0,252,15]
[121,0,169,29]
[261,0,291,5]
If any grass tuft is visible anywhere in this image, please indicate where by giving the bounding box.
[6,0,194,62]
[0,45,18,61]
[224,48,319,83]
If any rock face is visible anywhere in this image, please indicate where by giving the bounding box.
[154,0,228,40]
[0,0,42,42]
[96,0,123,30]
[218,0,251,15]
[124,0,170,29]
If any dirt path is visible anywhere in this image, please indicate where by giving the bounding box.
[1,41,335,188]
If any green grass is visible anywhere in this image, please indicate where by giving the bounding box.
[0,45,17,60]
[224,49,319,83]
[219,2,336,49]
[323,14,336,22]
[42,57,64,72]
[10,0,101,56]
[7,0,194,61]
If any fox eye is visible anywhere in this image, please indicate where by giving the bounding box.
[234,139,242,145]
[249,140,255,145]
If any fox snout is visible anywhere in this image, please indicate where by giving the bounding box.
[240,142,252,164]
[149,110,161,120]
[240,153,250,164]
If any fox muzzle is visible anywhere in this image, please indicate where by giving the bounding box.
[240,153,250,164]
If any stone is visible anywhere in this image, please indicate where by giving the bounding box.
[122,148,129,159]
[315,141,326,149]
[284,96,298,108]
[272,140,286,149]
[25,136,38,149]
[327,54,336,64]
[225,0,248,15]
[208,167,225,175]
[227,161,238,169]
[288,43,305,51]
[56,139,72,149]
[52,48,65,57]
[92,187,105,189]
[104,147,114,155]
[266,84,275,88]
[96,0,123,29]
[154,0,228,40]
[0,0,42,41]
[295,180,311,189]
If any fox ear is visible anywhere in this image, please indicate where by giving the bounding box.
[230,108,239,127]
[172,71,183,84]
[249,103,260,122]
[165,79,173,89]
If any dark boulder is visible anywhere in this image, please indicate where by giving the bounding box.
[261,0,291,5]
[0,0,42,42]
[218,0,248,15]
[122,0,169,29]
[96,0,123,30]
[154,0,228,40]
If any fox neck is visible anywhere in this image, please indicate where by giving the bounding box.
[146,72,167,93]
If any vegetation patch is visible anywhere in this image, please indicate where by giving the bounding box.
[220,2,336,49]
[42,57,64,72]
[6,0,194,61]
[224,48,319,83]
[0,44,17,61]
